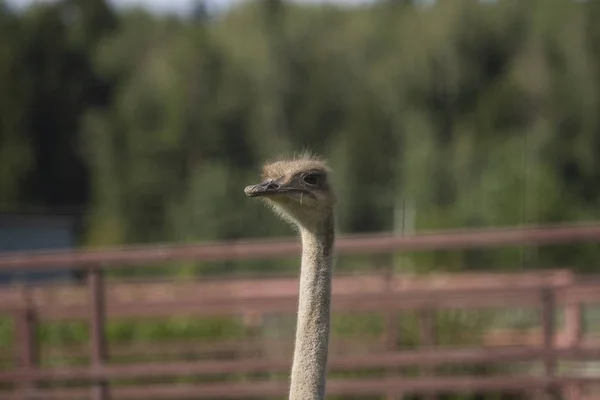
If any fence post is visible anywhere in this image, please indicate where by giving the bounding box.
[88,267,108,400]
[563,303,583,348]
[13,296,38,398]
[418,308,436,400]
[540,286,558,399]
[562,301,583,400]
[383,269,401,400]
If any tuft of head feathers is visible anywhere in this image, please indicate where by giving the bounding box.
[261,152,330,182]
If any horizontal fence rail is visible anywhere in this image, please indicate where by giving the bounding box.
[3,346,600,383]
[4,377,600,400]
[0,270,573,312]
[0,221,600,270]
[3,336,600,366]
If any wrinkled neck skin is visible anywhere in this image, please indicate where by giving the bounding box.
[289,211,335,400]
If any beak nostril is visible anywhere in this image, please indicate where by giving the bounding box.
[266,182,280,190]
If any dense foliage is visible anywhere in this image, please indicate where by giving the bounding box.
[2,0,600,273]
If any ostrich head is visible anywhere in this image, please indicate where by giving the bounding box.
[244,154,335,231]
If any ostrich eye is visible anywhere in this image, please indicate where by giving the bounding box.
[302,173,322,186]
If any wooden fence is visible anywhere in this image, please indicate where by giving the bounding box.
[0,222,600,399]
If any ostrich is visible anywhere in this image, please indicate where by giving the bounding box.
[244,154,336,400]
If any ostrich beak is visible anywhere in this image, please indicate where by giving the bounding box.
[244,179,284,197]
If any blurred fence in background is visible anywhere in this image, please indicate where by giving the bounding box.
[0,222,600,399]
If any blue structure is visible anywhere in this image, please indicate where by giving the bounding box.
[0,214,78,284]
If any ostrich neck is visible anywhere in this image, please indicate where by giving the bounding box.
[289,214,335,400]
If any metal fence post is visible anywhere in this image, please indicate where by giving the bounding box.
[541,286,558,399]
[419,308,436,400]
[88,267,108,400]
[13,300,38,398]
[562,301,583,400]
[383,269,401,400]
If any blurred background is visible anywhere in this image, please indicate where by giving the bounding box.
[1,0,600,398]
[2,0,600,259]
